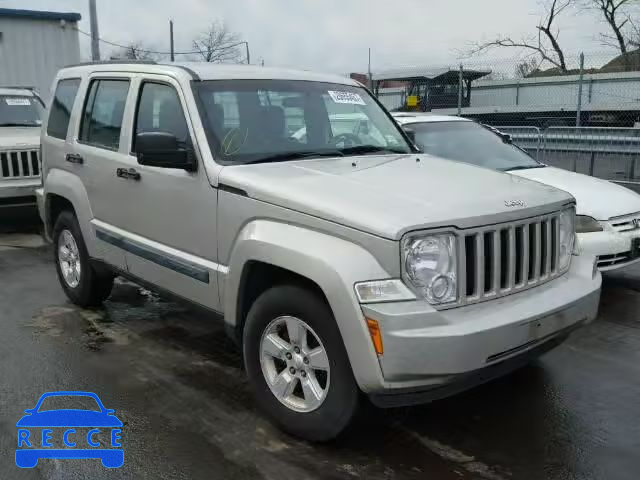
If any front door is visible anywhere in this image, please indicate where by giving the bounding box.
[109,76,221,312]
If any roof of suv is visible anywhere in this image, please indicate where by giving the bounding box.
[59,62,359,86]
[391,112,470,124]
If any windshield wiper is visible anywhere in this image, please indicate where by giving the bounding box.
[339,145,409,156]
[241,146,409,165]
[242,150,344,165]
[0,122,39,127]
[503,164,546,172]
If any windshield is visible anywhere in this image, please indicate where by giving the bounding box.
[408,121,542,171]
[0,95,42,127]
[193,80,411,164]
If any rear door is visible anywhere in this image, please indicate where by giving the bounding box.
[67,75,135,271]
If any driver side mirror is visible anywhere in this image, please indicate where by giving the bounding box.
[402,127,421,151]
[135,132,196,172]
[402,127,416,144]
[501,133,513,144]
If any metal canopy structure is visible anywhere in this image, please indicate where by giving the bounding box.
[372,66,491,83]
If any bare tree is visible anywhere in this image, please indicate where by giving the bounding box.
[515,57,543,77]
[192,20,244,63]
[630,18,640,48]
[582,0,636,54]
[110,42,157,61]
[467,0,572,72]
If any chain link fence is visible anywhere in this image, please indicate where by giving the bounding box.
[372,51,640,129]
[499,126,640,185]
[371,52,640,189]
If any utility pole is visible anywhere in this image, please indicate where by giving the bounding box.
[368,48,372,89]
[88,0,100,61]
[576,52,585,127]
[457,63,464,116]
[244,42,250,65]
[169,20,175,62]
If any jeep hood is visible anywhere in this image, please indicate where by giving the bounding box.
[511,166,640,220]
[0,127,40,149]
[219,154,574,240]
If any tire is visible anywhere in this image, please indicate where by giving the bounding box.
[53,210,114,307]
[243,285,360,442]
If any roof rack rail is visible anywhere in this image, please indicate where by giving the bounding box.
[66,60,158,68]
[0,86,37,90]
[62,60,202,80]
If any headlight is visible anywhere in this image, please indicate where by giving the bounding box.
[558,208,576,271]
[402,234,457,304]
[575,215,603,233]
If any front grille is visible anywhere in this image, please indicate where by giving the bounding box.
[0,150,40,179]
[609,212,640,233]
[597,252,634,269]
[459,213,562,306]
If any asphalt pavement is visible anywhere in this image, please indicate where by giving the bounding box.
[1,219,639,480]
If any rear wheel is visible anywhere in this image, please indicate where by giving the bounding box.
[243,285,360,441]
[53,210,114,307]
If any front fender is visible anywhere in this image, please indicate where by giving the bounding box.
[44,168,95,255]
[223,219,390,392]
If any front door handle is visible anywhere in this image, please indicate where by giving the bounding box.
[116,168,141,181]
[65,153,84,164]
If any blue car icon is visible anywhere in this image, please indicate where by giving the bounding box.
[16,391,123,468]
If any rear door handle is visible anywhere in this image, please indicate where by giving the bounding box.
[116,167,141,181]
[65,153,84,164]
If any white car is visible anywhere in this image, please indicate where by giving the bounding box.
[0,87,44,210]
[393,112,640,271]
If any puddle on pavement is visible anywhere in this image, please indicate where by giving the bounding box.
[25,280,512,479]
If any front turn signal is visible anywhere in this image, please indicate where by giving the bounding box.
[366,318,384,355]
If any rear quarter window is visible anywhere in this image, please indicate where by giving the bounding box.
[47,79,81,140]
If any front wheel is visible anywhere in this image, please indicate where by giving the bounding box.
[243,285,360,441]
[53,210,114,307]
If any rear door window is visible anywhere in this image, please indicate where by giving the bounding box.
[79,79,130,150]
[47,79,81,140]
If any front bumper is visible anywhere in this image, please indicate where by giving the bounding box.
[360,254,601,396]
[578,229,640,271]
[0,179,40,208]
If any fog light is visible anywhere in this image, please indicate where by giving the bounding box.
[354,279,416,304]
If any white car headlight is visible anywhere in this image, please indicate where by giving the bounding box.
[559,208,576,271]
[575,215,603,233]
[402,234,457,305]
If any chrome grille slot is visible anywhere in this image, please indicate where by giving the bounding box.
[459,213,562,306]
[609,212,640,233]
[0,149,39,179]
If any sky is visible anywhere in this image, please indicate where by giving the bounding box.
[0,0,621,74]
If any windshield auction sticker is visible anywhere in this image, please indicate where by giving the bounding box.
[15,391,123,468]
[327,91,366,105]
[5,98,31,106]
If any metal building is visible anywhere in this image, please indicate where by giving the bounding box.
[0,8,81,102]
